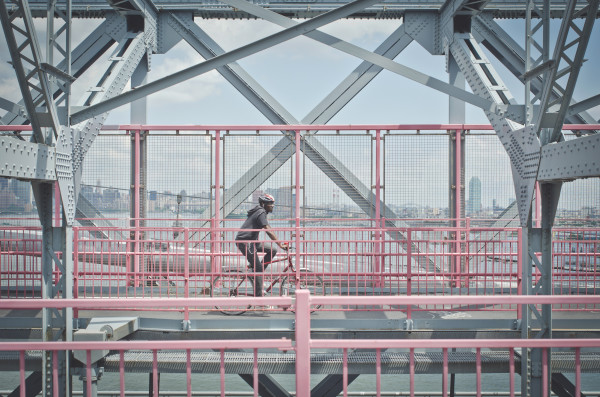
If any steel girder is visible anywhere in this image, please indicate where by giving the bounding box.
[449,34,540,228]
[472,13,599,131]
[535,0,599,143]
[8,0,600,19]
[165,6,443,274]
[69,0,384,124]
[1,14,123,126]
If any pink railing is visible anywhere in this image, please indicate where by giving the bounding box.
[1,293,600,397]
[2,224,599,312]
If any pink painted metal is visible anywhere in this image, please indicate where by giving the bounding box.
[220,349,225,397]
[213,130,222,278]
[542,347,548,397]
[53,350,59,397]
[133,128,141,288]
[343,348,348,397]
[295,130,301,286]
[476,348,481,397]
[86,350,92,397]
[120,350,125,397]
[409,348,415,397]
[19,350,25,397]
[54,181,61,227]
[509,348,515,397]
[253,348,258,397]
[295,289,311,397]
[376,348,381,397]
[442,348,448,397]
[576,348,581,397]
[153,350,159,397]
[186,348,192,397]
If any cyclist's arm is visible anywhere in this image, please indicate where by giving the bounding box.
[263,225,289,250]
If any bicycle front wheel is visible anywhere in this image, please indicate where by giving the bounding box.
[280,268,325,311]
[211,270,254,315]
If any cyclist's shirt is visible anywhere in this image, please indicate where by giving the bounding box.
[235,205,269,241]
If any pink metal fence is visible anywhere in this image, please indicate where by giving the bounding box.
[3,222,600,314]
[1,294,599,397]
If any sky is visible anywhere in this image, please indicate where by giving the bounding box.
[0,11,599,211]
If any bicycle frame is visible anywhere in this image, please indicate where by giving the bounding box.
[230,252,296,297]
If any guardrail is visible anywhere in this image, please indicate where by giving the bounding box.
[1,294,600,397]
[1,224,599,313]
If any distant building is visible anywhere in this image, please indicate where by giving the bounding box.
[467,177,482,214]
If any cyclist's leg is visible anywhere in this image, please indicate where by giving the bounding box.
[238,242,264,297]
[255,242,278,269]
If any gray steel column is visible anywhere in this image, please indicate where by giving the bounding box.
[130,57,149,224]
[448,53,465,227]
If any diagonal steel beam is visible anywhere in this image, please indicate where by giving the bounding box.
[1,14,124,126]
[220,0,507,119]
[174,12,439,272]
[70,0,382,124]
[449,34,540,227]
[536,0,599,143]
[0,0,61,143]
[472,14,599,131]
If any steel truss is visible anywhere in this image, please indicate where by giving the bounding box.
[1,0,599,396]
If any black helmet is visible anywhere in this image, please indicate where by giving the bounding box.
[258,193,275,205]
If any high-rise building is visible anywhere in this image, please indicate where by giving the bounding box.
[467,177,482,214]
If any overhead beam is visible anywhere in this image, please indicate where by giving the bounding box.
[537,133,600,182]
[219,0,515,122]
[535,0,599,142]
[70,0,383,124]
[472,14,599,131]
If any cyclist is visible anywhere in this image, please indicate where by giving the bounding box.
[235,194,289,299]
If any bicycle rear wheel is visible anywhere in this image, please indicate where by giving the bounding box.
[211,270,254,315]
[280,268,325,311]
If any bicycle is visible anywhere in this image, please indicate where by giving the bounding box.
[210,248,325,315]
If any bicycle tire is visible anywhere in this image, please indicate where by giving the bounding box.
[211,270,253,315]
[280,268,325,311]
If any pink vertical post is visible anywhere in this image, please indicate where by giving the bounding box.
[376,348,381,397]
[213,130,222,276]
[343,348,348,397]
[409,348,415,397]
[476,348,481,397]
[253,348,258,397]
[295,289,311,397]
[509,348,515,397]
[374,130,382,288]
[295,130,301,282]
[186,348,192,397]
[153,350,159,397]
[575,348,581,397]
[53,350,58,396]
[133,129,141,287]
[542,348,548,397]
[54,181,61,227]
[535,182,541,228]
[406,229,412,320]
[454,129,462,287]
[184,228,189,322]
[517,228,523,320]
[220,349,225,397]
[86,350,92,397]
[19,350,25,397]
[442,348,448,397]
[73,227,79,317]
[120,350,125,397]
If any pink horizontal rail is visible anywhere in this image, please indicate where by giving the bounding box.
[0,339,292,351]
[0,295,598,310]
[2,124,597,132]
